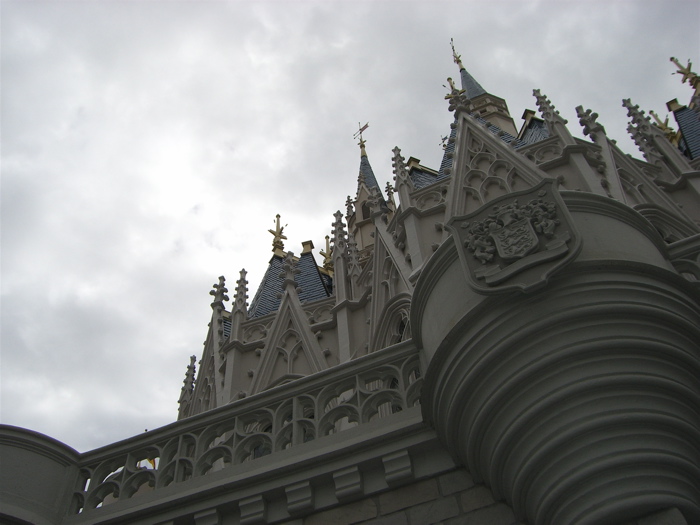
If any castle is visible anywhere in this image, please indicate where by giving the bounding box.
[1,50,699,525]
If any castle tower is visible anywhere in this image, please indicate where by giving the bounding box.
[450,39,518,136]
[2,52,699,525]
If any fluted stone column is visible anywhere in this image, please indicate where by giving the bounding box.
[414,191,700,525]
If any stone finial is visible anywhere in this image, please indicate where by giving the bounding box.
[332,210,348,251]
[347,232,361,276]
[345,196,354,219]
[269,214,287,254]
[622,98,659,160]
[385,182,394,200]
[533,89,567,125]
[280,251,301,293]
[622,98,651,128]
[576,106,606,139]
[178,355,197,405]
[392,146,414,205]
[392,146,407,180]
[444,78,470,113]
[623,98,694,175]
[367,186,387,221]
[234,269,248,312]
[210,275,229,309]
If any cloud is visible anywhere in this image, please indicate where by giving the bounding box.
[1,0,698,452]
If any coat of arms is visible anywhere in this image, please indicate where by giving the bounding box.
[447,179,580,293]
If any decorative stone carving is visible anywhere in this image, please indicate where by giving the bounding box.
[285,480,313,514]
[333,466,363,500]
[447,179,580,293]
[239,494,266,525]
[382,449,413,485]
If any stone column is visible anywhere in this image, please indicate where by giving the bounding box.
[414,190,700,525]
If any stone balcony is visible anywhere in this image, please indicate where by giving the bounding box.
[1,342,455,525]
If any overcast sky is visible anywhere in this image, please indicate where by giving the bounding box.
[1,0,698,453]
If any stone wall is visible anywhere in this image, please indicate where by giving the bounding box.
[281,468,523,525]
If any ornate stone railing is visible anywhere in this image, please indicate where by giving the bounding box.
[69,342,422,516]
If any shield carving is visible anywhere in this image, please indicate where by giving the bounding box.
[490,216,539,260]
[447,179,581,293]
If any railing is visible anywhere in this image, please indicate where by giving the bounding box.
[70,342,422,515]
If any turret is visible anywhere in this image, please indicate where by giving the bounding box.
[346,124,385,258]
[450,38,518,136]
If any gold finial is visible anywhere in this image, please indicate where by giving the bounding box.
[319,235,333,272]
[353,122,369,155]
[268,214,287,254]
[670,57,699,107]
[451,38,464,70]
[444,77,465,101]
[670,57,698,86]
[650,110,680,145]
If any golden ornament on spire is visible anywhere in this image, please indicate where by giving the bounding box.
[268,214,287,254]
[352,122,369,157]
[353,122,369,156]
[670,57,698,87]
[319,235,333,273]
[451,38,464,70]
[650,110,680,146]
[670,57,699,107]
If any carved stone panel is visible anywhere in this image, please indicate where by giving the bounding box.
[447,179,581,293]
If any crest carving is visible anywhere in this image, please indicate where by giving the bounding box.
[447,179,580,293]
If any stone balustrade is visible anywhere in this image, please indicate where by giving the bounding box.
[0,342,423,524]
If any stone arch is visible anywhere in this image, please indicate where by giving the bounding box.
[371,293,412,352]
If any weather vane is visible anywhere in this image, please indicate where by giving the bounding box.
[353,122,369,148]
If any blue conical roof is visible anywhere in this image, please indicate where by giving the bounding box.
[359,149,380,191]
[460,67,486,99]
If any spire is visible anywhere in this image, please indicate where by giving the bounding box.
[448,39,517,136]
[451,38,486,99]
[354,122,380,191]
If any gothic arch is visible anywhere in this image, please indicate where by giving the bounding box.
[370,293,412,352]
[635,204,699,243]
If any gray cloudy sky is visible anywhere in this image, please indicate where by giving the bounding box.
[1,0,698,452]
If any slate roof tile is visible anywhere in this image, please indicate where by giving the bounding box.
[675,106,700,160]
[247,252,331,319]
[412,114,550,190]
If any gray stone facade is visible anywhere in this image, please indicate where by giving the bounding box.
[2,57,699,525]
